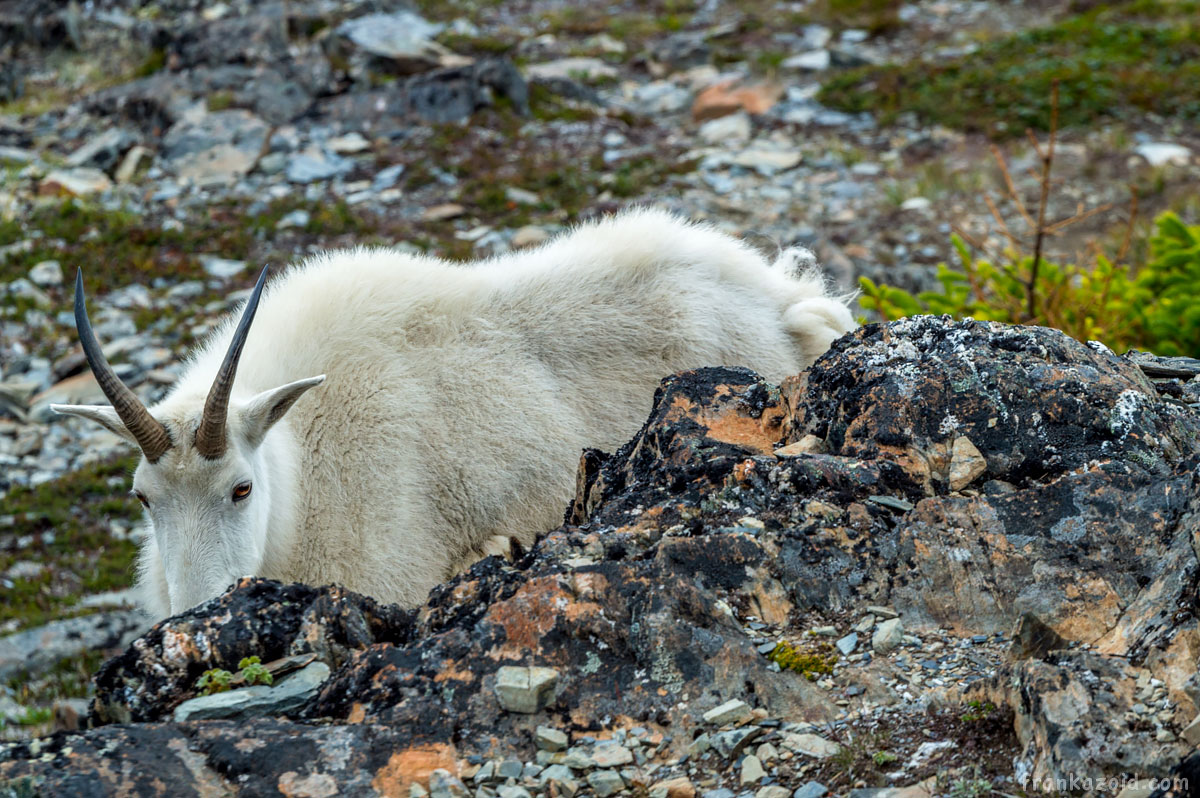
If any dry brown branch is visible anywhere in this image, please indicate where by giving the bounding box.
[1043,201,1115,234]
[1117,187,1139,261]
[989,143,1037,229]
[983,195,1025,248]
[1027,80,1060,320]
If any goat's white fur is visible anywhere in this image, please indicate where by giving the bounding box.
[56,208,855,618]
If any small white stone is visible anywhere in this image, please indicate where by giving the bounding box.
[1135,142,1191,167]
[782,50,830,71]
[28,260,63,288]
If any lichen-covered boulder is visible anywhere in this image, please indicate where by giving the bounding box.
[783,316,1200,492]
[3,317,1199,795]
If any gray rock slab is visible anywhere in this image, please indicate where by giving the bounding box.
[0,610,148,681]
[172,661,330,722]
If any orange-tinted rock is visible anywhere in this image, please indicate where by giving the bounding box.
[692,80,783,121]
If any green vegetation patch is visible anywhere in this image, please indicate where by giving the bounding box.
[0,455,140,631]
[819,1,1200,135]
[5,649,107,706]
[860,211,1200,357]
[768,640,838,680]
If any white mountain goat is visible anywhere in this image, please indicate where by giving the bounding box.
[54,208,855,619]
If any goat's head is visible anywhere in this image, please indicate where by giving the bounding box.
[52,268,324,615]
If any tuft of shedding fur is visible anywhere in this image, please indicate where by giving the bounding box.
[67,208,856,618]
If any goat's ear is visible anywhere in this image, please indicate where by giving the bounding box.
[51,404,140,445]
[239,376,325,448]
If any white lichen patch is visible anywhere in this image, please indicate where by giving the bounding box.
[938,414,961,436]
[1109,389,1147,437]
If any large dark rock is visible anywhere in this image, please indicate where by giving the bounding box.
[317,58,530,132]
[2,317,1198,795]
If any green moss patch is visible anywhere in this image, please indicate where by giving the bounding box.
[819,1,1200,135]
[768,640,839,680]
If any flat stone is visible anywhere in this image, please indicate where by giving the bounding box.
[172,661,330,721]
[702,698,752,726]
[872,618,904,653]
[162,110,268,187]
[338,11,448,74]
[494,666,558,713]
[793,783,828,798]
[781,733,840,759]
[1135,142,1191,167]
[900,197,931,211]
[422,203,465,222]
[526,58,618,81]
[866,606,898,620]
[39,167,112,197]
[536,725,568,752]
[512,225,550,248]
[652,777,696,798]
[740,754,764,785]
[728,147,801,175]
[782,50,830,71]
[836,633,858,655]
[757,787,790,798]
[775,435,824,456]
[28,259,63,288]
[592,741,633,767]
[66,128,136,172]
[429,769,470,798]
[587,770,625,797]
[286,149,352,184]
[698,112,751,144]
[710,726,762,758]
[497,787,532,798]
[199,255,247,279]
[327,132,371,154]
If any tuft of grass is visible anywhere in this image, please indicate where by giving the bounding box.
[5,650,107,706]
[819,1,1200,135]
[961,700,996,722]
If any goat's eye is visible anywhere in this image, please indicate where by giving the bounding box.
[232,482,252,502]
[133,490,149,509]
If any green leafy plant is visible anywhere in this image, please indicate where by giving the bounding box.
[195,668,233,696]
[872,750,898,765]
[949,778,993,798]
[238,656,274,687]
[960,700,997,723]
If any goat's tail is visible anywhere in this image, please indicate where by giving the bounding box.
[771,247,858,365]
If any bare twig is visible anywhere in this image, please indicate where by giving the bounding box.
[983,195,1024,247]
[1043,201,1115,234]
[1117,186,1139,261]
[989,143,1037,229]
[1028,81,1060,320]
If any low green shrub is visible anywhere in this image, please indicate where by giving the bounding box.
[859,211,1200,357]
